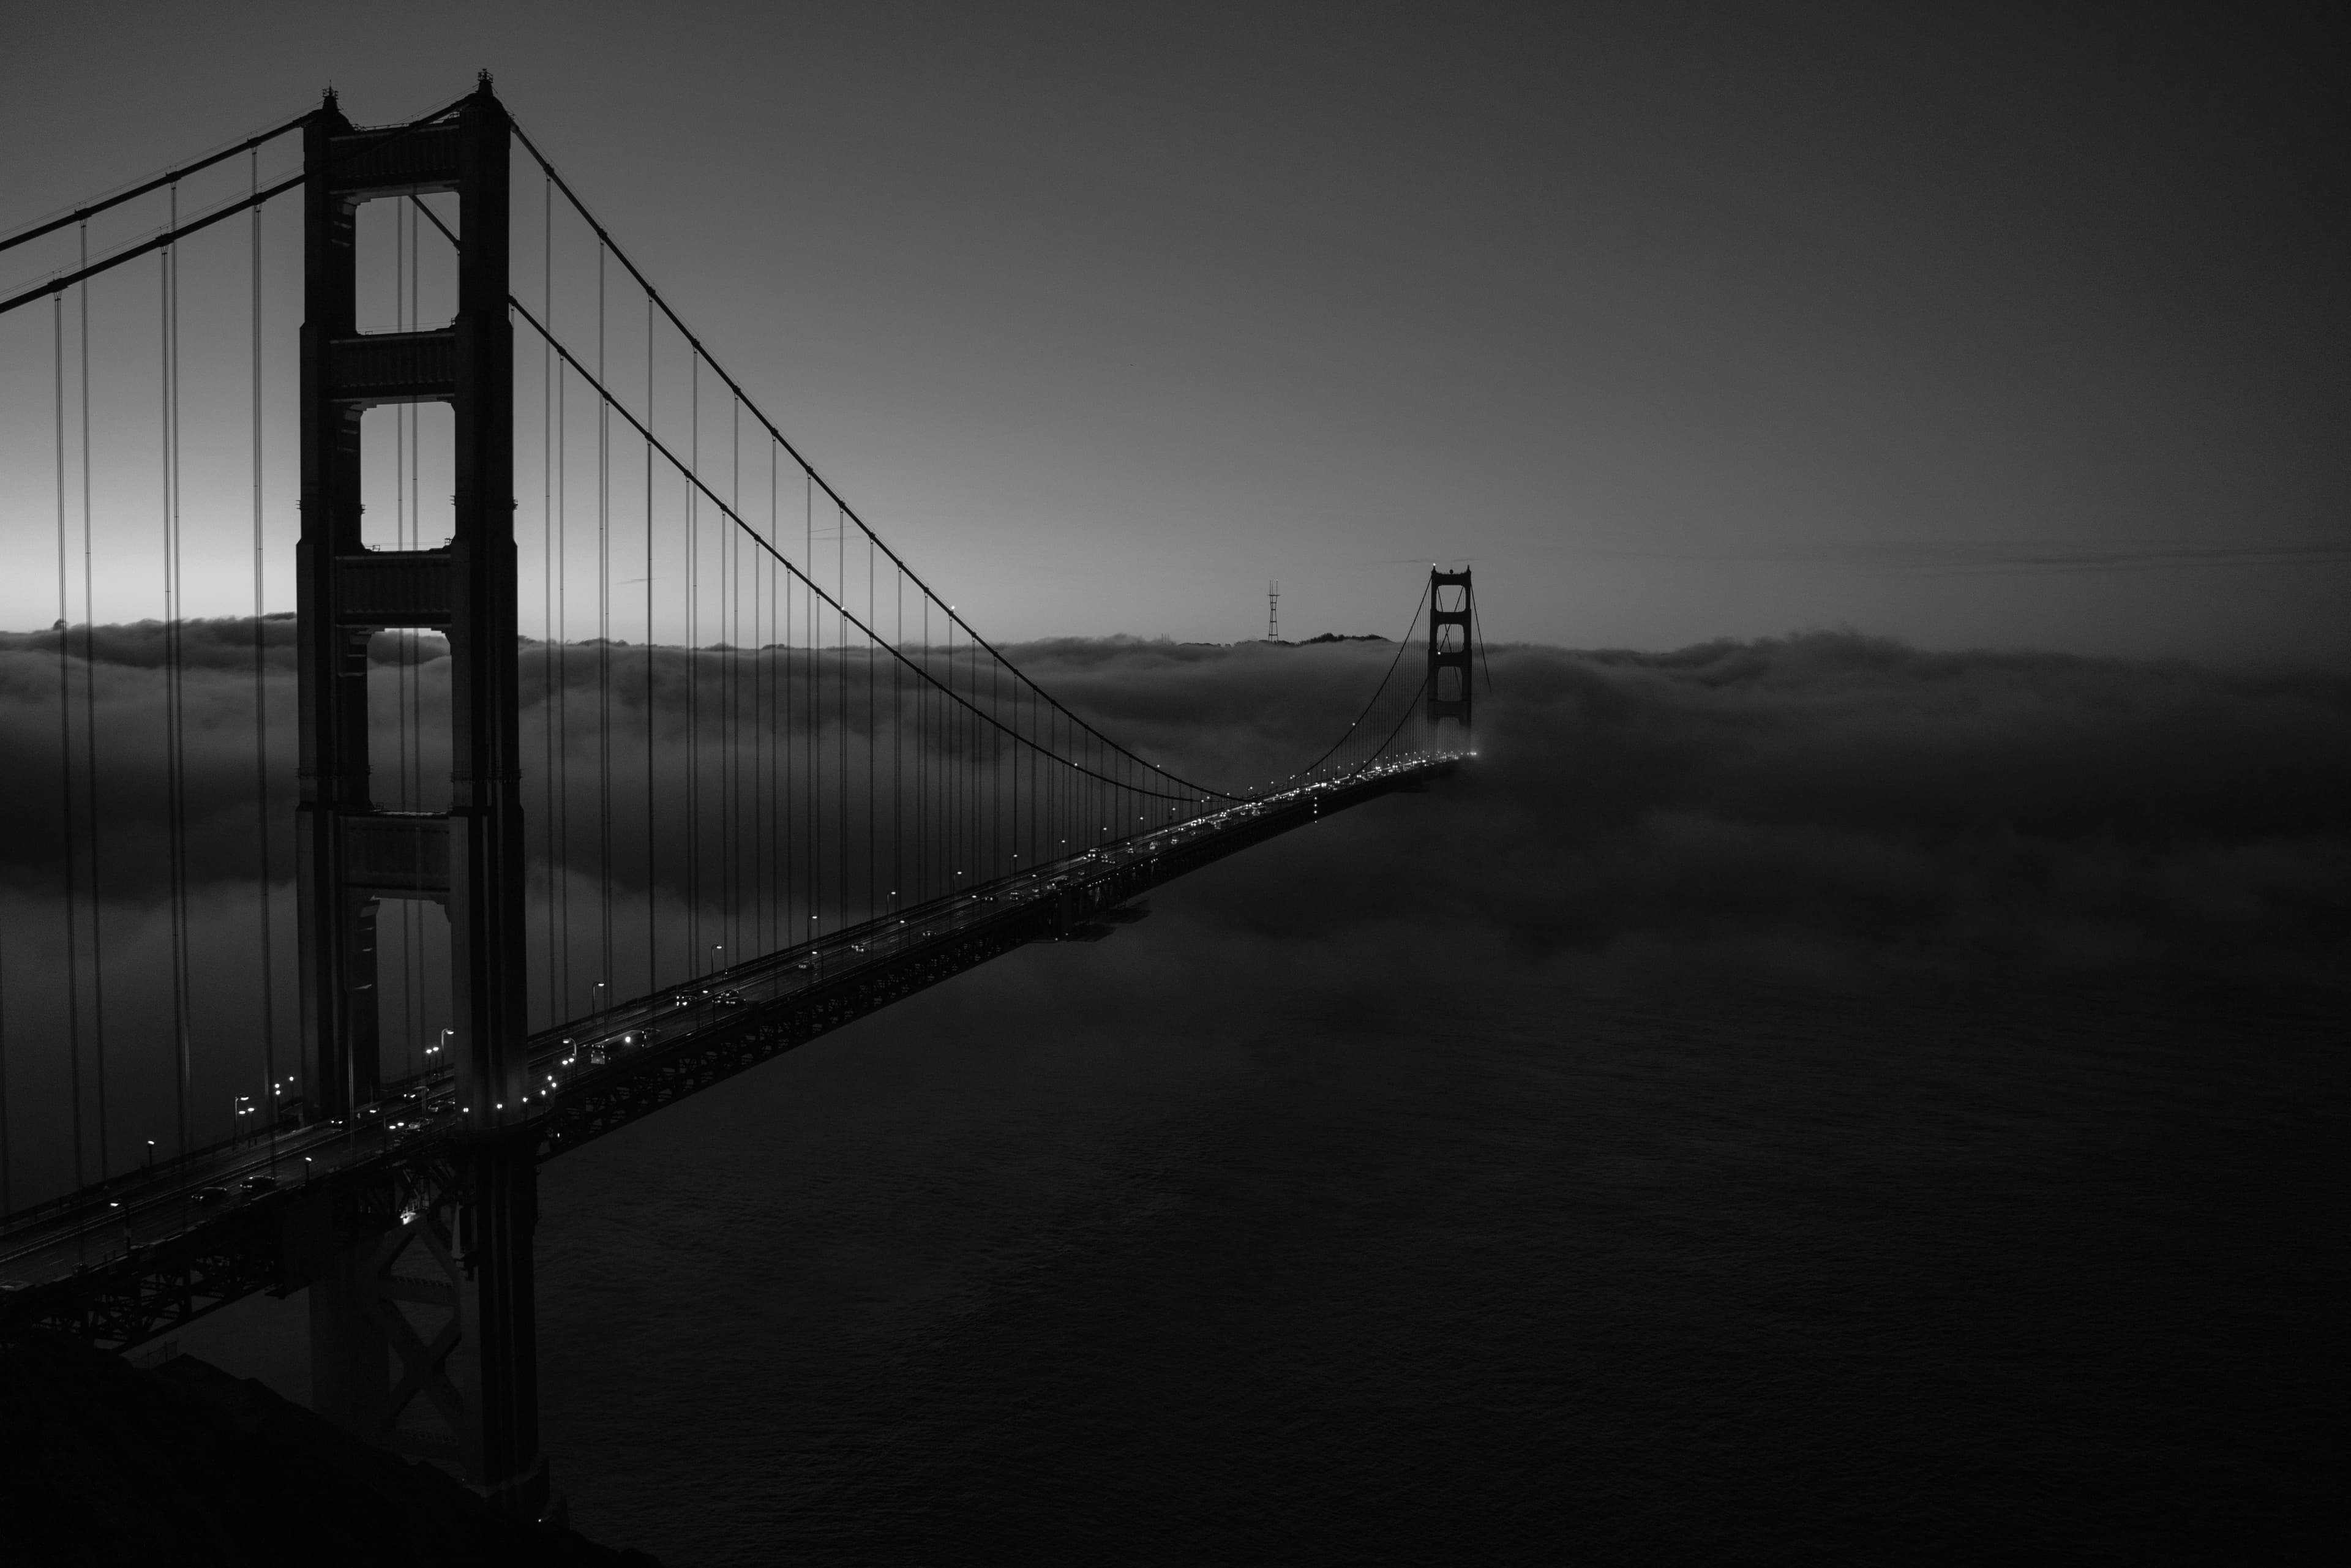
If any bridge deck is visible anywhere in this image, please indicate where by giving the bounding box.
[0,755,1457,1347]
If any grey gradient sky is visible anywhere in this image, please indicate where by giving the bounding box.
[2,1,2344,661]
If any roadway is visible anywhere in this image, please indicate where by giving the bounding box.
[0,753,1457,1305]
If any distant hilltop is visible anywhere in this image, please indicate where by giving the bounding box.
[1262,633,1393,647]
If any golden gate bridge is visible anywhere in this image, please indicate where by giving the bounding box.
[0,78,1477,1515]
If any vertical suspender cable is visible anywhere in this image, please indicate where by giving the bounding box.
[866,532,874,923]
[542,171,558,1027]
[785,451,794,945]
[989,639,999,874]
[970,614,979,871]
[597,242,613,1000]
[994,636,1002,871]
[252,149,279,1157]
[1470,587,1494,759]
[721,400,731,958]
[768,453,778,952]
[950,611,959,883]
[686,354,699,968]
[894,567,902,915]
[740,415,748,949]
[645,298,658,994]
[784,463,795,943]
[837,502,847,919]
[913,598,923,899]
[1017,656,1025,865]
[806,470,816,934]
[762,443,773,951]
[763,446,776,951]
[748,455,759,955]
[728,399,740,959]
[946,591,955,887]
[738,404,748,952]
[954,613,962,880]
[77,224,107,1164]
[924,596,932,896]
[745,443,757,955]
[555,263,571,1019]
[713,393,722,962]
[55,290,85,1191]
[0,937,10,1212]
[546,197,565,1019]
[1030,666,1037,860]
[163,195,193,1159]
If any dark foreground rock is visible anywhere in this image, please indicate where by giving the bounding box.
[0,1338,662,1566]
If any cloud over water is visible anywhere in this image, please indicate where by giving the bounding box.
[0,623,2344,1198]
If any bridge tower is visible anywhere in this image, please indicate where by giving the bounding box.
[1427,567,1474,738]
[296,78,542,1513]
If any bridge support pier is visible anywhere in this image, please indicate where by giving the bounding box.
[303,1138,541,1512]
[296,78,542,1514]
[460,1135,544,1510]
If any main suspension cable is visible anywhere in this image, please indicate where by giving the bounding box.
[504,119,1228,795]
[509,293,1215,805]
[408,179,1414,803]
[1,92,476,319]
[0,105,310,255]
[1291,574,1432,779]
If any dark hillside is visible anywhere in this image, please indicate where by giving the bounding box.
[0,1339,661,1566]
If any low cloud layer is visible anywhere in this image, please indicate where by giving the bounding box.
[987,632,2351,987]
[4,620,2346,970]
[1265,636,2350,978]
[0,623,2344,1199]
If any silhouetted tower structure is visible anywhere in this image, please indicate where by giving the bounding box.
[296,77,542,1514]
[1268,580,1280,640]
[1427,567,1473,739]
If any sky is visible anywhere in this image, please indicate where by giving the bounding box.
[1,1,2345,661]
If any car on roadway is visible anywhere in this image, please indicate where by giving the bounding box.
[580,1026,657,1066]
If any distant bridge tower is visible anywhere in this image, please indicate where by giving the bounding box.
[1427,567,1473,738]
[296,78,542,1515]
[1268,580,1280,640]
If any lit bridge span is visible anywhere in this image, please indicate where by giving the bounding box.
[0,80,1477,1514]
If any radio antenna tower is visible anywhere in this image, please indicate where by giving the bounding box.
[1267,580,1280,640]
